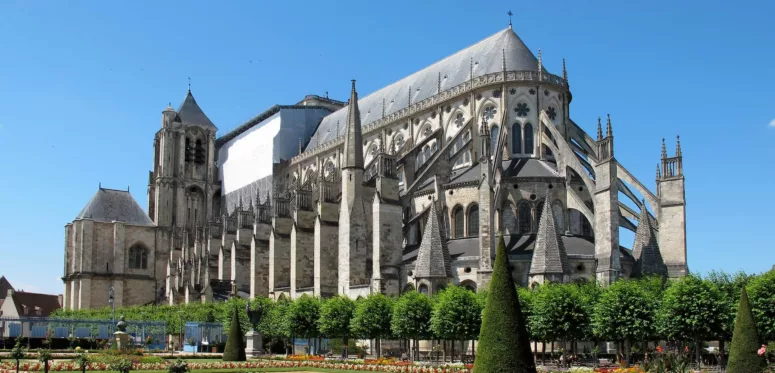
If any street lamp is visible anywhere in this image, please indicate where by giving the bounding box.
[108,285,115,327]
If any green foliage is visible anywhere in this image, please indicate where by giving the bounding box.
[530,282,591,343]
[706,270,753,340]
[75,352,90,372]
[168,358,189,373]
[473,235,536,373]
[38,348,52,373]
[247,296,273,332]
[350,293,393,340]
[516,287,536,340]
[594,277,659,343]
[727,287,766,373]
[430,285,481,341]
[222,305,246,362]
[259,297,290,341]
[748,268,775,342]
[319,295,356,340]
[391,291,432,340]
[220,297,251,335]
[10,339,25,360]
[285,294,321,339]
[658,274,728,342]
[111,358,133,373]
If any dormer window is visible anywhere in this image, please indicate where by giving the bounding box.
[22,305,28,315]
[35,306,42,316]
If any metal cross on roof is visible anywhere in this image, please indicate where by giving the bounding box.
[508,10,513,28]
[188,77,191,92]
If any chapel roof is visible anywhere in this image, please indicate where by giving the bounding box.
[75,188,155,226]
[529,191,571,275]
[177,91,217,130]
[307,27,543,149]
[9,291,61,317]
[413,202,453,278]
[632,201,667,277]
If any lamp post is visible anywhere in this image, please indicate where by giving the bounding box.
[108,285,115,328]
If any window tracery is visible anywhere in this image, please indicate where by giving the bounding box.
[468,204,479,237]
[524,123,534,154]
[514,103,530,117]
[128,245,148,269]
[511,123,522,153]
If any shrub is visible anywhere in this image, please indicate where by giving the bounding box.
[111,358,133,373]
[727,287,766,373]
[222,304,246,361]
[168,358,189,373]
[473,235,536,373]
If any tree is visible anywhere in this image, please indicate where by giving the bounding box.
[10,339,24,373]
[727,287,766,373]
[38,349,52,373]
[530,283,591,361]
[747,269,775,342]
[707,270,753,366]
[430,286,481,361]
[220,297,251,336]
[247,296,273,332]
[391,291,432,360]
[285,294,321,353]
[351,293,393,357]
[222,304,246,361]
[594,278,659,366]
[259,297,291,353]
[658,275,728,367]
[473,235,536,373]
[319,295,355,357]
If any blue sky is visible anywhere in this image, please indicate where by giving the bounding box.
[0,0,773,295]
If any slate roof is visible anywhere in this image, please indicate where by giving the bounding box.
[308,27,543,149]
[75,188,154,226]
[413,202,453,278]
[632,201,667,277]
[9,291,61,317]
[529,191,570,275]
[177,91,217,130]
[502,158,561,178]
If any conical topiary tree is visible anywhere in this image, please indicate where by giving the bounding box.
[223,304,246,361]
[727,287,765,373]
[473,235,536,373]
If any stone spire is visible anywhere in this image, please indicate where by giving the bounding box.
[596,117,603,141]
[529,192,570,279]
[631,200,667,277]
[414,201,452,279]
[661,138,667,159]
[342,80,364,169]
[675,135,682,157]
[656,164,662,180]
[606,114,613,137]
[562,58,568,82]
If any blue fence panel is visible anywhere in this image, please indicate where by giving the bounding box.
[9,323,21,337]
[75,327,90,338]
[31,325,47,338]
[55,327,69,338]
[98,325,110,339]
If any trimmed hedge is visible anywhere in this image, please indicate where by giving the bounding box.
[473,235,536,373]
[222,305,246,361]
[727,287,765,373]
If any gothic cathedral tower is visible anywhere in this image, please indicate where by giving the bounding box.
[148,90,219,229]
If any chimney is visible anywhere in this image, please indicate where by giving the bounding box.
[6,288,13,297]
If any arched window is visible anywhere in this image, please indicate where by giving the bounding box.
[453,205,465,239]
[518,202,531,233]
[402,283,415,294]
[524,123,534,154]
[460,280,477,292]
[468,204,479,237]
[511,123,522,153]
[443,207,451,239]
[552,202,565,231]
[408,223,418,245]
[424,144,432,161]
[393,133,405,153]
[490,125,500,150]
[324,161,336,177]
[128,245,148,269]
[418,284,429,295]
[501,203,517,234]
[194,139,205,164]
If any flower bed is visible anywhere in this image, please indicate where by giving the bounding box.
[0,359,474,373]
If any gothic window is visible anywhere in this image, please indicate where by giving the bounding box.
[536,200,546,226]
[370,144,379,156]
[518,201,531,233]
[468,204,479,237]
[463,130,471,142]
[443,207,451,239]
[422,125,433,137]
[184,138,193,162]
[511,123,522,153]
[194,139,206,164]
[547,106,557,120]
[501,203,517,234]
[409,223,418,245]
[325,161,336,177]
[552,202,565,230]
[453,205,465,239]
[393,134,405,153]
[431,141,438,153]
[524,123,534,154]
[128,245,148,269]
[483,105,497,122]
[581,216,592,237]
[423,145,431,163]
[454,113,465,127]
[418,284,429,295]
[514,103,530,117]
[490,125,500,151]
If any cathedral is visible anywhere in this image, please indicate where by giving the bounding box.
[61,26,687,310]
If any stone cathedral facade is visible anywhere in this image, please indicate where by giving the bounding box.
[62,26,687,310]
